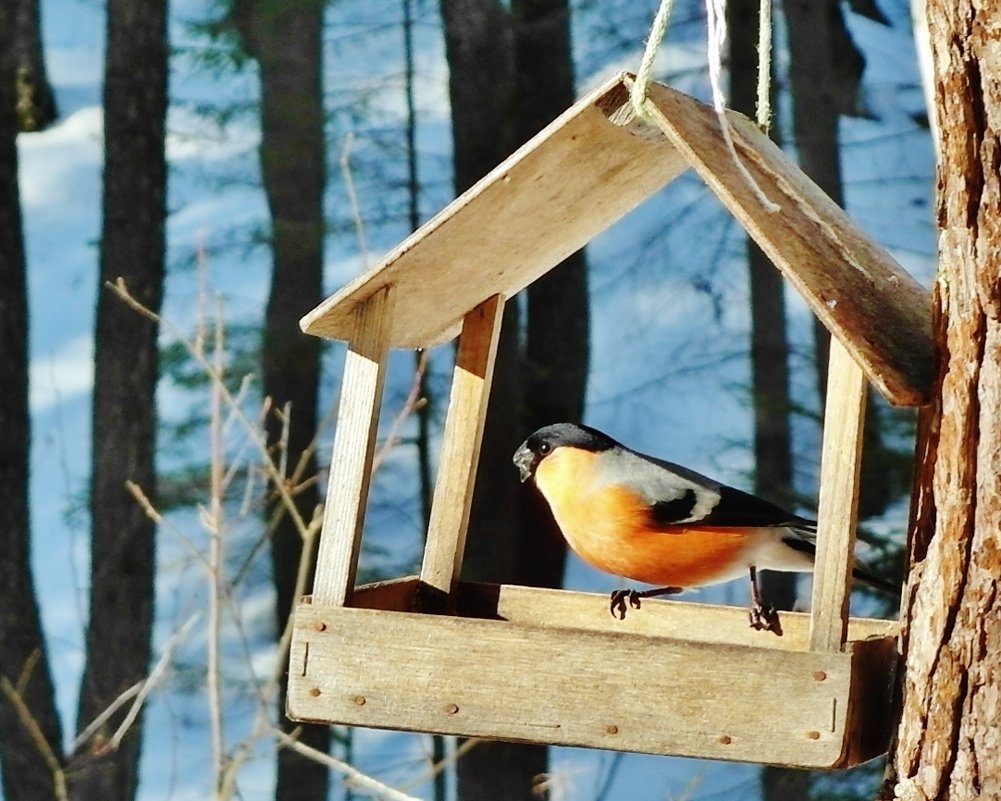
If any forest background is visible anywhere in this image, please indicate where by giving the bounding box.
[0,0,936,800]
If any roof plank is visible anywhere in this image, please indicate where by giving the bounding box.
[301,73,933,406]
[300,73,689,347]
[640,79,932,406]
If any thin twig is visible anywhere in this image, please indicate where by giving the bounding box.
[127,480,214,572]
[71,683,142,753]
[207,297,226,786]
[371,349,429,476]
[402,737,479,792]
[109,614,200,750]
[0,676,69,801]
[108,278,311,537]
[340,132,370,269]
[275,729,422,801]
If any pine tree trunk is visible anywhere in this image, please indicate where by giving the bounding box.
[782,0,894,521]
[883,2,1001,799]
[726,1,807,797]
[438,3,543,799]
[231,1,329,799]
[73,0,168,796]
[0,6,65,797]
[512,0,581,596]
[12,0,57,131]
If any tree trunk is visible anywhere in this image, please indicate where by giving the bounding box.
[231,2,329,799]
[514,0,583,593]
[782,0,861,404]
[72,0,168,797]
[883,3,1001,799]
[442,4,587,797]
[438,4,539,800]
[12,0,57,131]
[0,7,65,798]
[783,0,893,520]
[727,1,807,797]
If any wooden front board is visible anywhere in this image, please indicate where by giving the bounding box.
[288,583,897,768]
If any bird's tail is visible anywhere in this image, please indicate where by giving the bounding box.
[782,529,898,596]
[851,564,898,596]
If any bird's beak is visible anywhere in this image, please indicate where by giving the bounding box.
[512,444,536,483]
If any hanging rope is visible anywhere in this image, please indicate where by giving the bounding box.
[630,0,676,121]
[705,0,780,212]
[631,0,780,213]
[756,0,773,132]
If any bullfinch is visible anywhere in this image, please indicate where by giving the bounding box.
[512,422,895,635]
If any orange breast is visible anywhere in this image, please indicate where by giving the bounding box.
[535,449,752,587]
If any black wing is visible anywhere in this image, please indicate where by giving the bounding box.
[677,485,815,530]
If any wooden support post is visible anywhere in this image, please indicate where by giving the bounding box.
[419,295,505,609]
[809,337,868,652]
[312,286,395,607]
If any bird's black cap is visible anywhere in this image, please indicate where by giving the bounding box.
[524,422,617,454]
[513,422,617,482]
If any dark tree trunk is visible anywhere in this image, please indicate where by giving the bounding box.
[12,0,57,131]
[445,4,588,798]
[72,0,168,797]
[231,2,329,800]
[439,4,538,800]
[727,1,808,798]
[782,0,862,403]
[513,0,584,593]
[442,0,520,588]
[783,0,892,520]
[0,6,65,798]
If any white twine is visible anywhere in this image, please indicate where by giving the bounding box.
[705,0,780,212]
[756,0,773,131]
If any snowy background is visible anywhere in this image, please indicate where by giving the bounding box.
[19,0,935,798]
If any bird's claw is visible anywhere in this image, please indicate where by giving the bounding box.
[609,589,643,620]
[748,602,783,636]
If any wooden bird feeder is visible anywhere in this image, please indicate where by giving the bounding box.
[286,73,931,769]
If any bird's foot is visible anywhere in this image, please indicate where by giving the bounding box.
[610,589,643,620]
[748,602,783,637]
[609,586,683,619]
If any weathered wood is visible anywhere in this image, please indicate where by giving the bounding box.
[300,73,931,406]
[311,287,394,607]
[350,577,898,650]
[300,74,690,348]
[637,78,931,406]
[809,340,868,652]
[420,296,505,605]
[288,600,894,768]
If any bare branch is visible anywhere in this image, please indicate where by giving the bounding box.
[0,674,69,801]
[274,729,422,801]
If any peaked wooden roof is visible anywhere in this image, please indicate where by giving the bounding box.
[301,72,932,407]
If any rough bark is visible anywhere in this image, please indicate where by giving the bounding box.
[12,0,57,131]
[72,0,168,797]
[231,1,329,799]
[884,3,1001,800]
[0,6,65,797]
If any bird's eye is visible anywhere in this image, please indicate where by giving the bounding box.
[538,442,552,455]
